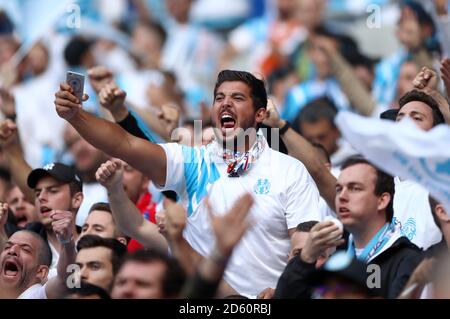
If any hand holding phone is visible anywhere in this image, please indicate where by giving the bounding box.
[66,71,85,103]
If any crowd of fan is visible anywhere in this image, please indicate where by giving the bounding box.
[0,0,450,299]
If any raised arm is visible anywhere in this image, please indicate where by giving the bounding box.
[96,159,168,250]
[88,66,179,142]
[163,199,203,275]
[54,83,167,186]
[0,119,34,203]
[264,101,337,210]
[45,210,77,299]
[316,36,376,116]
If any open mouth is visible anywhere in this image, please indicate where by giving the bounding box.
[16,216,28,227]
[219,113,237,134]
[3,260,20,277]
[40,207,52,215]
[338,207,350,218]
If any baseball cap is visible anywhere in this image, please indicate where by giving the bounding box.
[379,108,399,122]
[27,162,83,191]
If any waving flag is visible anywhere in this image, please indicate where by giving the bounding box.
[335,111,450,214]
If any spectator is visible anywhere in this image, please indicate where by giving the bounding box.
[5,184,38,228]
[274,219,342,299]
[75,234,127,292]
[392,89,445,249]
[26,163,83,276]
[372,0,436,106]
[335,156,422,298]
[79,202,128,245]
[294,97,357,168]
[56,70,322,297]
[0,214,77,299]
[287,220,334,265]
[282,27,355,122]
[111,249,186,299]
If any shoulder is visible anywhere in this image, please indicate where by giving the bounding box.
[384,236,424,261]
[267,149,312,181]
[18,284,47,299]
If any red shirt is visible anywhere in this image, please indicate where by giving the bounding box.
[127,191,157,252]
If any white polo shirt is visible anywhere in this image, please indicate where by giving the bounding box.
[158,137,321,297]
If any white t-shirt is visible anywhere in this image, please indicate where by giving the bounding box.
[393,178,442,250]
[158,138,321,297]
[18,284,47,299]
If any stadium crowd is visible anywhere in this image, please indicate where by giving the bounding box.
[0,0,450,299]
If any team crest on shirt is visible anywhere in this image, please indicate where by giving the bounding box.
[400,217,417,241]
[254,178,270,195]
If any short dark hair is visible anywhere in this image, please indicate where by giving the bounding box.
[295,97,338,133]
[121,249,186,298]
[428,196,442,230]
[64,36,93,67]
[296,221,319,232]
[18,230,52,267]
[68,181,83,196]
[76,235,127,275]
[398,89,445,127]
[88,202,111,214]
[341,156,395,222]
[66,282,111,299]
[214,70,268,110]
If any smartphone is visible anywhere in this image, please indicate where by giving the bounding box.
[66,71,85,103]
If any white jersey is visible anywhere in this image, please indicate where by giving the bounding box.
[18,284,47,299]
[158,137,321,297]
[393,178,442,250]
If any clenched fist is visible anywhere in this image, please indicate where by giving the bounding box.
[98,82,127,116]
[50,210,74,244]
[95,159,125,190]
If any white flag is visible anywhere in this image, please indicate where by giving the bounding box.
[335,111,450,214]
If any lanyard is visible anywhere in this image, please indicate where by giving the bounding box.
[347,223,394,263]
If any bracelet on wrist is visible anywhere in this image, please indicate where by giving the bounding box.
[58,236,73,245]
[279,121,291,135]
